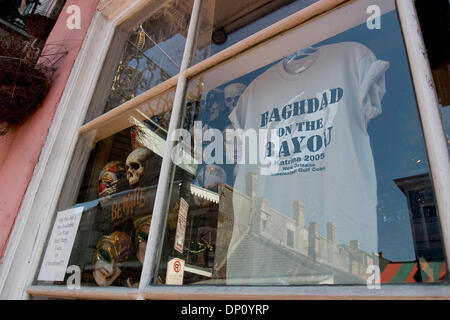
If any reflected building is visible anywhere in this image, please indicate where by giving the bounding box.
[207,173,381,285]
[394,173,445,261]
[377,173,448,284]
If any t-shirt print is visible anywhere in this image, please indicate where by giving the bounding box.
[256,87,342,177]
[227,42,389,282]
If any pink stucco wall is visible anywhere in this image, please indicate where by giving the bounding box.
[0,0,100,260]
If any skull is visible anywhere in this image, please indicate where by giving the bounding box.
[126,148,152,187]
[224,82,246,113]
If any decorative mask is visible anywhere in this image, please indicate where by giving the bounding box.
[133,215,152,264]
[125,147,152,187]
[98,161,125,198]
[224,82,246,113]
[92,231,131,287]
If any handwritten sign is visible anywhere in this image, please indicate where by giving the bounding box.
[38,207,83,281]
[174,198,189,254]
[165,258,185,285]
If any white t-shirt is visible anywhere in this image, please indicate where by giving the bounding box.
[227,42,389,281]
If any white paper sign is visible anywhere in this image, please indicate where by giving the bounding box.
[174,198,189,254]
[165,258,185,285]
[38,207,83,281]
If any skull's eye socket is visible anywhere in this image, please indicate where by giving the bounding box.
[129,163,140,170]
[225,97,233,103]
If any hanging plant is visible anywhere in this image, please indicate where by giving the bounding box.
[0,35,55,135]
[23,14,56,40]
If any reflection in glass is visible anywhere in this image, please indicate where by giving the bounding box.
[35,88,178,288]
[157,5,447,286]
[195,0,320,64]
[85,127,163,287]
[104,0,192,113]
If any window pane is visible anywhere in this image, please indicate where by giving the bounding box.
[101,0,192,114]
[34,88,176,288]
[156,1,447,286]
[195,0,320,64]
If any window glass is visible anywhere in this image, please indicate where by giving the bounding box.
[102,0,192,113]
[194,0,320,64]
[157,1,448,286]
[34,88,177,288]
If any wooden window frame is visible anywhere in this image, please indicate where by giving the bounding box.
[0,0,448,300]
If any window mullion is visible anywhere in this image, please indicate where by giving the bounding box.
[137,0,205,297]
[396,0,450,274]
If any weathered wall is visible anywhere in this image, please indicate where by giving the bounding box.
[0,0,100,260]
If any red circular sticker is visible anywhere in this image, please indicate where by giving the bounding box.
[173,260,182,273]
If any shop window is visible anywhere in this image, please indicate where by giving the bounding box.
[32,0,194,289]
[156,1,448,286]
[25,0,449,299]
[35,87,180,288]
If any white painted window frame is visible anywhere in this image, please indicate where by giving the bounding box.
[1,0,449,300]
[0,0,146,300]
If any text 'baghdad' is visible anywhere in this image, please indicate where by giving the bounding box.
[260,87,343,158]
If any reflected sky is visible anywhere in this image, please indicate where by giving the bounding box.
[196,10,438,262]
[317,11,427,261]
